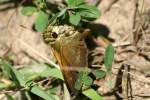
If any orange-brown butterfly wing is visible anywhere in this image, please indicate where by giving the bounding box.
[50,47,76,94]
[62,41,88,68]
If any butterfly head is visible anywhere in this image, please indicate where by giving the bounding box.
[43,25,78,44]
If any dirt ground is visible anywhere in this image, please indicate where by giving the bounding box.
[0,0,150,100]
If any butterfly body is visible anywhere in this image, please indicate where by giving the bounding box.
[43,25,88,94]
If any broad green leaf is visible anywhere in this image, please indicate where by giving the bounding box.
[78,5,100,20]
[18,63,48,81]
[1,60,55,100]
[25,80,55,100]
[9,66,26,87]
[82,88,103,100]
[35,11,49,32]
[75,71,91,90]
[92,70,106,79]
[75,72,83,90]
[82,76,93,86]
[69,13,81,25]
[104,44,115,71]
[47,87,58,94]
[21,6,36,16]
[29,84,55,100]
[41,67,64,80]
[1,60,25,87]
[18,63,64,81]
[66,0,85,7]
[0,61,11,79]
[75,78,83,90]
[51,95,60,100]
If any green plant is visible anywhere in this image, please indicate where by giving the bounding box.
[21,0,100,32]
[20,0,115,99]
[104,44,115,73]
[0,58,63,100]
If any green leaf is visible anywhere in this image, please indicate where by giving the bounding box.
[35,11,49,32]
[82,76,93,86]
[104,44,115,71]
[29,84,55,100]
[49,13,59,25]
[66,0,85,7]
[49,10,68,25]
[41,67,64,80]
[58,8,67,17]
[75,72,84,90]
[21,6,36,16]
[18,63,64,81]
[82,88,103,100]
[75,71,92,90]
[92,70,106,79]
[24,81,55,100]
[10,67,26,87]
[51,95,60,100]
[47,87,58,94]
[69,13,81,25]
[1,60,25,87]
[18,63,48,81]
[0,59,55,100]
[75,78,83,90]
[78,5,100,20]
[0,61,12,79]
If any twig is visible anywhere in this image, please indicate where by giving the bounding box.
[0,88,26,94]
[122,70,150,84]
[112,41,131,47]
[122,65,128,100]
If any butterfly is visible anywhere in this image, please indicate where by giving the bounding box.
[43,25,88,94]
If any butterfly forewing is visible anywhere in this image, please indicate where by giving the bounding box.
[43,25,88,94]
